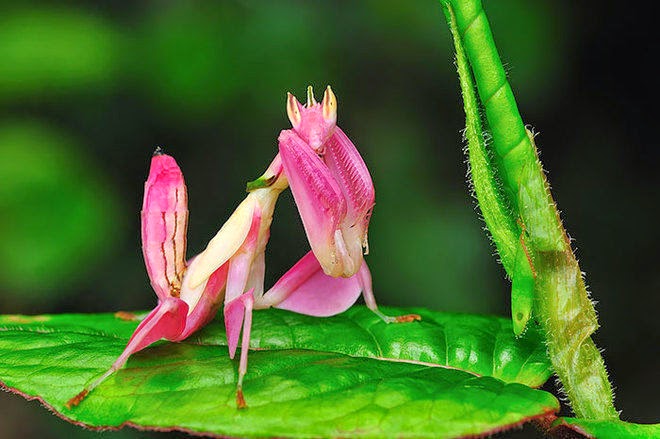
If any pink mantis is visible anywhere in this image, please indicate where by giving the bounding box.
[66,86,419,410]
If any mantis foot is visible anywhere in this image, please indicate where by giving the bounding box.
[371,308,421,324]
[65,389,89,409]
[236,387,247,409]
[394,314,422,323]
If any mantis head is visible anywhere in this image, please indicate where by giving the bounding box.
[286,85,337,152]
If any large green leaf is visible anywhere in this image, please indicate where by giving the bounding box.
[550,417,660,439]
[0,307,557,438]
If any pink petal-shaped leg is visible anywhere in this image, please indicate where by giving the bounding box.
[325,127,376,267]
[245,250,265,300]
[177,261,229,341]
[122,297,189,351]
[226,251,255,306]
[224,289,254,409]
[264,251,362,316]
[66,297,188,408]
[324,128,375,221]
[278,129,349,277]
[224,292,246,360]
[224,203,262,304]
[357,262,421,324]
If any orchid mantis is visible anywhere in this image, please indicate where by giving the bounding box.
[67,86,419,410]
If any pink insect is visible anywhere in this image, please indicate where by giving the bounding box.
[66,86,419,410]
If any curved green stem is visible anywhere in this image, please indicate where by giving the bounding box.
[447,0,519,274]
[441,0,618,420]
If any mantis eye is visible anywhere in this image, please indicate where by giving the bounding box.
[286,92,302,128]
[322,85,337,124]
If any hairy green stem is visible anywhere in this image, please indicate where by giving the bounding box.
[446,0,519,275]
[441,0,618,420]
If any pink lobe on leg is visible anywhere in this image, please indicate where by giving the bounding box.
[224,289,255,359]
[324,127,375,271]
[225,205,262,304]
[176,261,229,341]
[122,297,189,355]
[269,251,362,317]
[325,127,375,235]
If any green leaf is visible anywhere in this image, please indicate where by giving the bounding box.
[550,418,660,439]
[0,307,556,437]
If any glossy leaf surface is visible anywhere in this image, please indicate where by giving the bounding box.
[0,307,556,438]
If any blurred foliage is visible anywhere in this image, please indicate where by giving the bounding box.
[0,0,657,437]
[485,0,567,102]
[0,121,122,300]
[362,109,499,313]
[0,6,121,99]
[133,1,333,118]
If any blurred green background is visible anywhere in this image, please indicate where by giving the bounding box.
[0,1,657,437]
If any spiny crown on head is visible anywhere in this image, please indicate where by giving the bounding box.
[286,85,337,152]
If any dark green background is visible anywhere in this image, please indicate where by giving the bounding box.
[1,1,657,437]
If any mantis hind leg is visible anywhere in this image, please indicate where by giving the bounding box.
[266,251,421,324]
[357,262,421,324]
[66,297,188,408]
